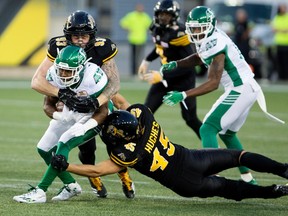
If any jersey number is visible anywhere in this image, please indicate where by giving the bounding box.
[150,130,175,172]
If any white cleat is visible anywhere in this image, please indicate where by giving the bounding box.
[51,182,82,201]
[13,187,46,204]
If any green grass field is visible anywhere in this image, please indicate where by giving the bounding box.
[1,79,288,216]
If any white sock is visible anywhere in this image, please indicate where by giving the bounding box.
[241,173,253,182]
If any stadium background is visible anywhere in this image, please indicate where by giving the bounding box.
[0,0,203,78]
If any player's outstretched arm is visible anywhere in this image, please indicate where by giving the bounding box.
[67,160,124,177]
[31,57,59,96]
[51,154,123,177]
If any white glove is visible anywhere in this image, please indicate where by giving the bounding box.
[138,60,150,80]
[69,119,98,137]
[52,110,74,123]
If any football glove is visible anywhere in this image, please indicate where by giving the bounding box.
[138,60,150,80]
[58,88,77,110]
[143,70,163,84]
[71,96,99,113]
[160,61,177,75]
[51,154,69,171]
[163,91,187,106]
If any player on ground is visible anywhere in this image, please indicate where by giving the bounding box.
[51,103,288,201]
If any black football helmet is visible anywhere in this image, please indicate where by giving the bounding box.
[101,110,139,146]
[63,10,97,46]
[153,0,180,28]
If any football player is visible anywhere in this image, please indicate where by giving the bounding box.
[138,0,202,140]
[161,6,266,184]
[13,45,111,203]
[31,11,134,199]
[51,103,288,201]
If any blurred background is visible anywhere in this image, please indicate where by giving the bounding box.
[0,0,287,82]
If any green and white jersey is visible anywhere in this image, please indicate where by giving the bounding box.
[196,28,254,89]
[47,62,108,99]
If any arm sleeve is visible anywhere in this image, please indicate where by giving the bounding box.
[146,47,159,62]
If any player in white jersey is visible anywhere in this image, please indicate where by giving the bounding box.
[13,45,110,203]
[160,6,263,185]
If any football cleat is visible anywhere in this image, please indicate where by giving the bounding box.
[247,178,258,185]
[89,177,108,198]
[240,178,258,185]
[52,182,82,201]
[118,170,135,199]
[273,185,288,196]
[13,186,46,203]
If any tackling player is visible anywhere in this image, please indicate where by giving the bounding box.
[51,103,288,201]
[31,10,134,198]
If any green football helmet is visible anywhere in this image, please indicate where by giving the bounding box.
[54,45,87,87]
[185,6,216,44]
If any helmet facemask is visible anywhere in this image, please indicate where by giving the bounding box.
[54,46,88,88]
[185,6,216,44]
[185,21,214,44]
[55,62,83,87]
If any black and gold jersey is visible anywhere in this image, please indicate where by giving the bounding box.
[101,103,185,189]
[147,22,193,65]
[47,36,118,67]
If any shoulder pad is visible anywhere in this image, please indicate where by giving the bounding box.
[47,36,67,62]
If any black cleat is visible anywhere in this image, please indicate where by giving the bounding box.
[273,184,288,196]
[118,170,135,199]
[282,164,288,179]
[89,177,108,198]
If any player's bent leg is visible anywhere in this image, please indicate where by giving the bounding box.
[38,147,76,185]
[199,176,288,201]
[199,123,219,148]
[219,131,257,185]
[52,182,82,201]
[240,152,288,179]
[78,137,109,198]
[118,168,135,199]
[89,177,108,198]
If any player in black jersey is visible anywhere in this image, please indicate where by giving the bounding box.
[31,10,134,199]
[52,103,288,201]
[138,0,202,140]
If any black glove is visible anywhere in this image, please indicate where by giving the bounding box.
[51,154,69,171]
[71,96,99,113]
[58,88,77,110]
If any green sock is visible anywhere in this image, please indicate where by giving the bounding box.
[37,147,75,188]
[200,123,219,148]
[219,130,250,174]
